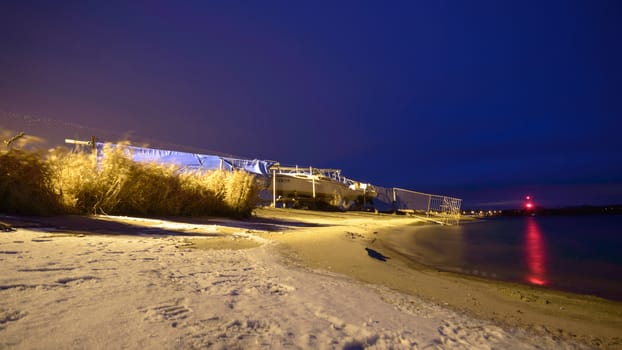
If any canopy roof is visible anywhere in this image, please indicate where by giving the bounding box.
[94,142,276,176]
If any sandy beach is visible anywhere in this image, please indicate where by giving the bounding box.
[1,208,621,349]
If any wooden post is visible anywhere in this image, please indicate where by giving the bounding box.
[90,136,96,153]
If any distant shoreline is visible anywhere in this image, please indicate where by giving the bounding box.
[464,204,622,218]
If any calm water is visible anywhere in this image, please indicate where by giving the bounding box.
[386,215,622,301]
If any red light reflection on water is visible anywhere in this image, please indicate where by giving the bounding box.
[524,217,548,286]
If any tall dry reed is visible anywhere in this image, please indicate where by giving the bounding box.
[0,149,62,215]
[2,144,260,217]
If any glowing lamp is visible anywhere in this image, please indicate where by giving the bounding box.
[526,203,533,209]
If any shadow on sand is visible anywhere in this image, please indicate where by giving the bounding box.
[0,213,328,237]
[365,248,390,262]
[164,216,329,232]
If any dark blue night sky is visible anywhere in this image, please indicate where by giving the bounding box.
[1,1,621,209]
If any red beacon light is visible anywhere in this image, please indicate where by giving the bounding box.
[524,195,535,210]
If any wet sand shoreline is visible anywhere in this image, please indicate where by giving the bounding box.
[252,208,622,349]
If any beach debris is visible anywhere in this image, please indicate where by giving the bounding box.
[365,248,390,262]
[0,222,16,232]
[0,308,27,330]
[345,231,364,239]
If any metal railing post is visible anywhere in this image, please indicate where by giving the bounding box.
[392,188,397,213]
[427,195,431,216]
[272,169,276,208]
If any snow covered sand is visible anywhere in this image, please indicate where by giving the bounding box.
[0,209,619,349]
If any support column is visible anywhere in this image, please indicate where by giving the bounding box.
[427,195,432,216]
[392,188,397,214]
[311,166,316,199]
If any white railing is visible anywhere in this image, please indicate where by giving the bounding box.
[374,187,462,225]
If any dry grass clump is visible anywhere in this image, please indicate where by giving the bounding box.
[224,169,261,215]
[49,144,184,216]
[176,169,259,217]
[2,144,261,217]
[0,149,62,215]
[178,170,226,216]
